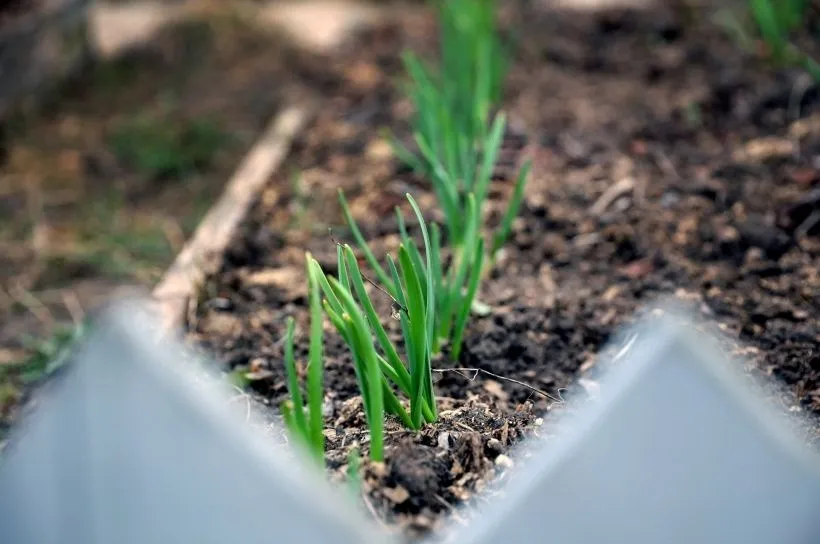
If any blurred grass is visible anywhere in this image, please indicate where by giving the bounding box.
[109,115,231,180]
[717,0,820,80]
[0,5,299,439]
[0,322,87,443]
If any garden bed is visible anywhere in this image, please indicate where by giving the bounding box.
[183,2,820,539]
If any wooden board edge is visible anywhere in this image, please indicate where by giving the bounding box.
[151,100,315,332]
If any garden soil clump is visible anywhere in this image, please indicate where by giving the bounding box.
[187,4,820,539]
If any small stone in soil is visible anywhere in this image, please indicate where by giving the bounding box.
[205,297,233,311]
[494,454,514,469]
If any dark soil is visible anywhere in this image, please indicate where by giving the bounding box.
[187,3,820,540]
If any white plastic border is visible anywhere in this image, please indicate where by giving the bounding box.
[0,300,388,544]
[2,299,819,543]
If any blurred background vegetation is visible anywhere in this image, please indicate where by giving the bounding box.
[1,0,817,441]
[0,0,387,437]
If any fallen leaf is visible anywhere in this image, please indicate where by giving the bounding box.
[483,380,509,401]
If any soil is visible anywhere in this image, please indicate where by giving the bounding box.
[187,2,820,540]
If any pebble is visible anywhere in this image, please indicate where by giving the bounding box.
[382,486,410,504]
[486,438,503,455]
[495,454,514,469]
[660,191,680,208]
[438,432,451,451]
[206,297,233,311]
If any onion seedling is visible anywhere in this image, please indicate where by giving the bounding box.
[382,0,531,359]
[753,0,819,80]
[311,194,439,459]
[721,0,819,81]
[280,253,325,464]
[390,0,531,265]
[339,176,527,360]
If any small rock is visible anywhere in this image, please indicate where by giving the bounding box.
[471,299,493,316]
[486,438,503,455]
[382,485,410,504]
[601,285,621,302]
[205,297,233,311]
[345,61,381,90]
[660,191,680,208]
[790,167,818,187]
[438,432,450,451]
[792,309,809,320]
[538,265,557,310]
[717,225,740,244]
[618,258,654,280]
[244,369,274,381]
[579,378,601,398]
[365,139,393,161]
[322,399,334,418]
[244,267,306,301]
[200,312,241,337]
[734,137,796,163]
[370,462,388,478]
[739,219,792,259]
[495,454,514,469]
[249,358,268,373]
[58,150,84,177]
[743,247,765,265]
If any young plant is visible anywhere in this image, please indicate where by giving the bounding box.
[339,178,520,360]
[310,194,438,459]
[382,0,530,358]
[721,0,820,81]
[346,447,362,501]
[392,0,529,264]
[280,253,325,464]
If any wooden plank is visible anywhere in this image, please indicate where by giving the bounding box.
[152,102,315,330]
